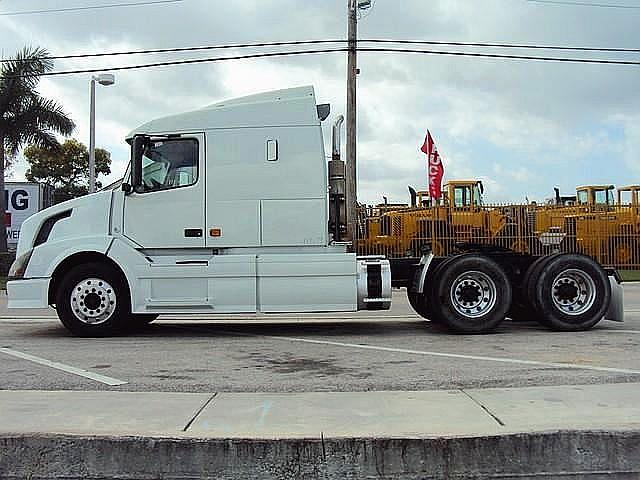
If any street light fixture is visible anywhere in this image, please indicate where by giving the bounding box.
[89,73,115,193]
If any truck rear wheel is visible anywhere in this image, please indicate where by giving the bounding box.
[534,254,610,331]
[407,291,432,319]
[511,254,558,325]
[421,256,459,324]
[55,262,130,337]
[432,255,512,333]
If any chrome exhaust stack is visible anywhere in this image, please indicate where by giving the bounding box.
[329,115,347,242]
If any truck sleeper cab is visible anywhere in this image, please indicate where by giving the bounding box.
[7,86,623,336]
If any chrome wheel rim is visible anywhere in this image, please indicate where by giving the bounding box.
[551,269,596,316]
[450,271,497,318]
[70,278,117,325]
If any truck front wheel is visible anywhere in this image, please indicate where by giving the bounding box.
[55,262,131,337]
[432,255,512,333]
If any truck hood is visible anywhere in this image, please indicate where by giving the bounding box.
[16,191,113,257]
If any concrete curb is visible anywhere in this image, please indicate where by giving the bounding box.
[2,430,640,479]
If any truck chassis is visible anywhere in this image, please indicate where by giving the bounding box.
[391,245,623,333]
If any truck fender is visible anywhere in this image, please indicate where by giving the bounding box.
[105,238,154,313]
[413,253,435,294]
[25,236,113,278]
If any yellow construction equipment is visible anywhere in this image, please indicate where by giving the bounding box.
[357,181,640,269]
[618,185,640,206]
[534,185,639,268]
[356,180,532,258]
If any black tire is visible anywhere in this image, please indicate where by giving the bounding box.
[130,314,159,326]
[55,262,131,337]
[407,290,433,319]
[511,254,558,325]
[534,254,611,331]
[506,302,536,323]
[408,265,437,321]
[423,256,459,324]
[431,255,512,333]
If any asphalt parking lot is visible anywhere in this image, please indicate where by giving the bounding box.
[1,285,639,393]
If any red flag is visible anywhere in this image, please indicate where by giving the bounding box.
[421,130,444,200]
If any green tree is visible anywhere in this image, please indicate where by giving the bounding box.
[24,139,111,204]
[0,46,75,251]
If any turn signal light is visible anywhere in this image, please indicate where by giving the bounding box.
[209,228,222,237]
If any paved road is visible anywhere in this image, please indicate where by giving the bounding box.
[1,285,639,393]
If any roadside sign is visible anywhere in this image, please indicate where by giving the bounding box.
[4,183,52,248]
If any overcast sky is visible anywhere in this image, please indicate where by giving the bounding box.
[1,0,639,204]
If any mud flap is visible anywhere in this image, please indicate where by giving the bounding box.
[605,274,624,322]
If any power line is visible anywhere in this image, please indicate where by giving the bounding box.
[361,39,640,53]
[359,47,640,64]
[527,0,640,8]
[0,40,347,63]
[0,0,185,16]
[6,48,348,78]
[2,38,638,64]
[5,47,640,79]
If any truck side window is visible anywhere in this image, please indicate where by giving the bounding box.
[140,139,198,192]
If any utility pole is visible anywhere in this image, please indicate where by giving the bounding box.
[89,79,96,193]
[346,0,358,243]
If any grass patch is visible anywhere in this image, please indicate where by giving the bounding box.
[619,270,640,282]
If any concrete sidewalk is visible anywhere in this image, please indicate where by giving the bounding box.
[1,383,640,437]
[1,383,640,479]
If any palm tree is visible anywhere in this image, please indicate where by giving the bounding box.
[0,46,75,252]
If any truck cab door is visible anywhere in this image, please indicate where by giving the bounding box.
[123,133,205,248]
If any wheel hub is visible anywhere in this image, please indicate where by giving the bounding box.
[551,269,596,316]
[459,284,482,304]
[450,271,497,318]
[70,278,117,325]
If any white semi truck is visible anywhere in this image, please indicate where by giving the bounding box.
[7,86,623,336]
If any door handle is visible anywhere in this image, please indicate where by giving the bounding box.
[184,229,203,238]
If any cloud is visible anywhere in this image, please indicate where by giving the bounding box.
[1,0,639,204]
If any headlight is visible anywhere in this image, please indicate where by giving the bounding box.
[8,249,33,280]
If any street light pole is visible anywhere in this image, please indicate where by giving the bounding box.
[88,73,115,194]
[346,0,358,242]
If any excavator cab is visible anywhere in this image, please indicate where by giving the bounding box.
[444,180,484,208]
[576,185,615,207]
[618,185,640,206]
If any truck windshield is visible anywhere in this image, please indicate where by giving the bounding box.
[140,139,198,192]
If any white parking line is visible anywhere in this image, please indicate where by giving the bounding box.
[0,347,128,386]
[254,335,640,375]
